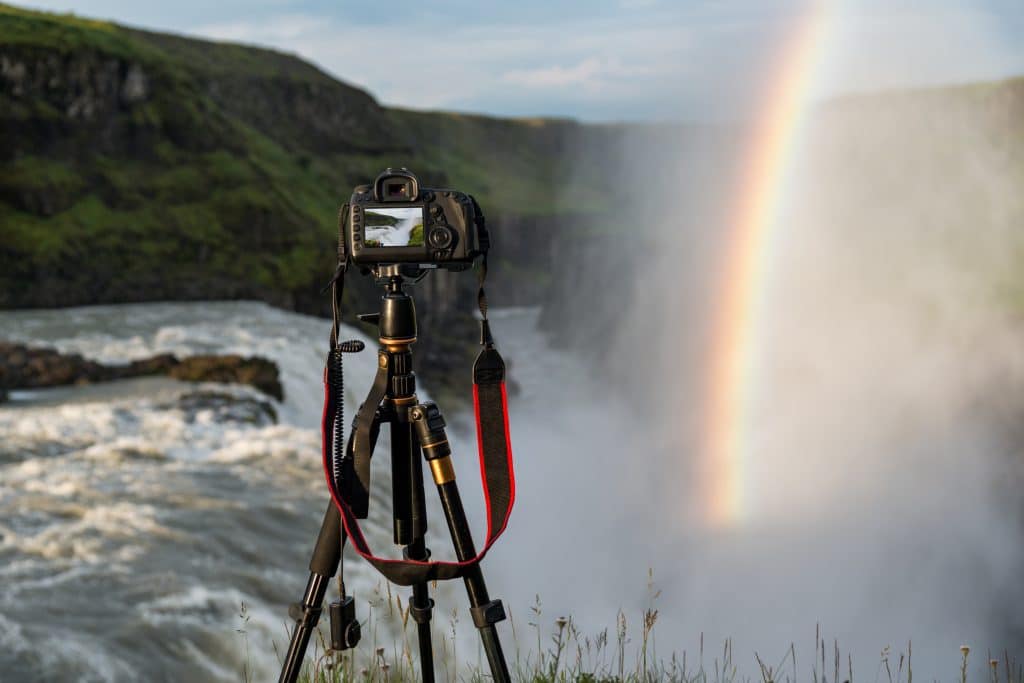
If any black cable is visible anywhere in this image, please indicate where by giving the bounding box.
[327,346,346,487]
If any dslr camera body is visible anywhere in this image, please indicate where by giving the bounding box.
[345,168,488,270]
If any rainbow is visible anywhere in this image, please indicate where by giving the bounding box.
[702,3,833,526]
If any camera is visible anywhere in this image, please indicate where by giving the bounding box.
[344,168,488,269]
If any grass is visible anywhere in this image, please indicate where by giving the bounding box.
[240,571,1024,683]
[0,3,166,63]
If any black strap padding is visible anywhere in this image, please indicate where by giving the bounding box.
[473,347,511,537]
[350,358,388,518]
[473,345,505,384]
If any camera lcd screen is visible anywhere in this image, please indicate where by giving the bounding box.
[364,207,425,248]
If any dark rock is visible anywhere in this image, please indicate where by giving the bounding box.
[0,341,105,387]
[125,353,178,377]
[172,391,277,426]
[0,341,283,400]
[167,355,283,401]
[120,63,148,104]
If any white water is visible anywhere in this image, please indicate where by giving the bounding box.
[0,302,422,681]
[0,301,600,682]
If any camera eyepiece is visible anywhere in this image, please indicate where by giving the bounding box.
[373,168,419,203]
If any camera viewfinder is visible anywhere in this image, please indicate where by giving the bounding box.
[386,181,409,198]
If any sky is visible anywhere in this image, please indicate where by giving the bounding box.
[14,0,1024,122]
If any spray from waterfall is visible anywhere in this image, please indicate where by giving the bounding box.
[488,4,1024,680]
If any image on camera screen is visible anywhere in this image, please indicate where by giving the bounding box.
[363,207,425,248]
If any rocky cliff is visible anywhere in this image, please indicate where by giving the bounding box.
[0,4,640,392]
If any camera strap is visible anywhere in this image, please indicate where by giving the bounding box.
[320,220,515,586]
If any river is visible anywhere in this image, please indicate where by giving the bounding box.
[0,299,1021,682]
[0,301,639,682]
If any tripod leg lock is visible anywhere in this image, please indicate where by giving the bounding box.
[470,600,507,628]
[408,596,435,624]
[402,546,432,561]
[288,601,322,630]
[410,402,450,460]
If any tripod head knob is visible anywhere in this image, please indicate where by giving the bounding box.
[357,313,380,326]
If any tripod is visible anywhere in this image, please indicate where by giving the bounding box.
[278,265,511,683]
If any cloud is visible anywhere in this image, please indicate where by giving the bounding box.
[190,11,703,118]
[501,57,655,92]
[502,58,608,89]
[817,2,1024,100]
[193,14,325,43]
[28,0,1022,121]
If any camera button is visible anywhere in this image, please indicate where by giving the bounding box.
[428,226,453,249]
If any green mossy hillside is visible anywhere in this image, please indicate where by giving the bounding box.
[0,3,634,320]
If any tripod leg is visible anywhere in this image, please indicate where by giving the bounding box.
[278,502,342,683]
[390,420,413,545]
[436,481,511,683]
[406,535,436,680]
[412,403,512,683]
[392,420,437,682]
